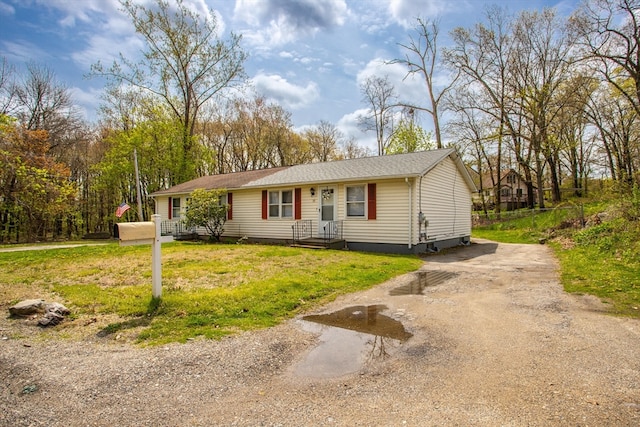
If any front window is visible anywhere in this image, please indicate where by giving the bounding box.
[172,197,181,219]
[346,185,365,217]
[268,190,293,218]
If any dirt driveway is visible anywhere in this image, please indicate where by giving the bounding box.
[2,239,639,426]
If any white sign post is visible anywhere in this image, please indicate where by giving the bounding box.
[117,214,173,298]
[151,214,162,298]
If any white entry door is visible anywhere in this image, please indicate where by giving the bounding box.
[318,187,336,236]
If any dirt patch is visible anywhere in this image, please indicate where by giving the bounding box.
[1,239,639,426]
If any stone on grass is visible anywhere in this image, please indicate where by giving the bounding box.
[38,311,65,327]
[45,302,70,316]
[8,299,71,327]
[8,299,46,316]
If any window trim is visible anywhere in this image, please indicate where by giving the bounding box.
[267,189,294,219]
[345,184,366,218]
[172,197,181,219]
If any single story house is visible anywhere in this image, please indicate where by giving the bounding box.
[149,149,477,254]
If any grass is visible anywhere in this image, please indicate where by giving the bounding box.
[473,196,640,318]
[0,242,422,345]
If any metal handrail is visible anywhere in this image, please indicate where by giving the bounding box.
[323,220,343,241]
[292,220,313,243]
[160,219,194,236]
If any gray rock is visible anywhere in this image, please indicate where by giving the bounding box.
[45,302,70,316]
[9,299,71,327]
[8,299,46,316]
[38,311,65,327]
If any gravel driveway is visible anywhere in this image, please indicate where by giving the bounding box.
[2,239,639,426]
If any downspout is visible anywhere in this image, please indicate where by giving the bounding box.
[406,177,412,249]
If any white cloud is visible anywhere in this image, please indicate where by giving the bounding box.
[32,0,121,27]
[1,40,50,63]
[0,1,15,15]
[336,108,377,152]
[388,0,451,28]
[69,85,103,122]
[234,0,348,47]
[356,58,431,111]
[251,73,320,109]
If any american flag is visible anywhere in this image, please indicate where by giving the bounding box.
[115,202,131,218]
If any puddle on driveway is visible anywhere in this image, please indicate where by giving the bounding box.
[389,270,458,296]
[294,305,412,378]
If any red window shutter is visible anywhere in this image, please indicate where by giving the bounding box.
[227,193,233,220]
[262,190,268,219]
[368,183,377,220]
[294,188,302,220]
[168,197,172,220]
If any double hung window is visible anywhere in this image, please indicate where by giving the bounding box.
[172,197,181,219]
[268,190,293,218]
[346,185,366,217]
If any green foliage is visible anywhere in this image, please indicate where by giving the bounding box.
[92,0,247,183]
[0,242,422,345]
[0,121,77,242]
[386,119,434,154]
[183,188,228,241]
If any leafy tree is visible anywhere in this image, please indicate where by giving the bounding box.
[93,104,185,222]
[92,0,247,183]
[386,111,433,154]
[183,188,228,241]
[0,115,77,242]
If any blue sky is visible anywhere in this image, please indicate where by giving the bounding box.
[0,0,578,150]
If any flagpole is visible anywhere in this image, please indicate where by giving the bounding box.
[134,148,144,221]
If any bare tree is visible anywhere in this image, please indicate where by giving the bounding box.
[358,75,397,156]
[0,57,16,115]
[13,62,82,152]
[339,137,373,159]
[510,8,576,204]
[91,0,247,182]
[391,18,458,148]
[570,0,640,116]
[445,6,516,212]
[304,120,342,162]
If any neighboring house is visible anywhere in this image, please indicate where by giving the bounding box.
[149,149,477,254]
[473,169,534,211]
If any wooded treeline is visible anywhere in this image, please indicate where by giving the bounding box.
[1,0,638,242]
[442,0,640,214]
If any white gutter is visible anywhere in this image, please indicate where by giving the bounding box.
[405,177,412,249]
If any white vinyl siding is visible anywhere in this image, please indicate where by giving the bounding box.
[221,189,297,239]
[154,154,472,248]
[341,180,412,245]
[420,157,472,241]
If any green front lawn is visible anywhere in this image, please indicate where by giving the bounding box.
[0,242,422,345]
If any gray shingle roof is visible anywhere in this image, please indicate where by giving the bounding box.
[150,167,288,196]
[248,149,454,187]
[149,149,468,196]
